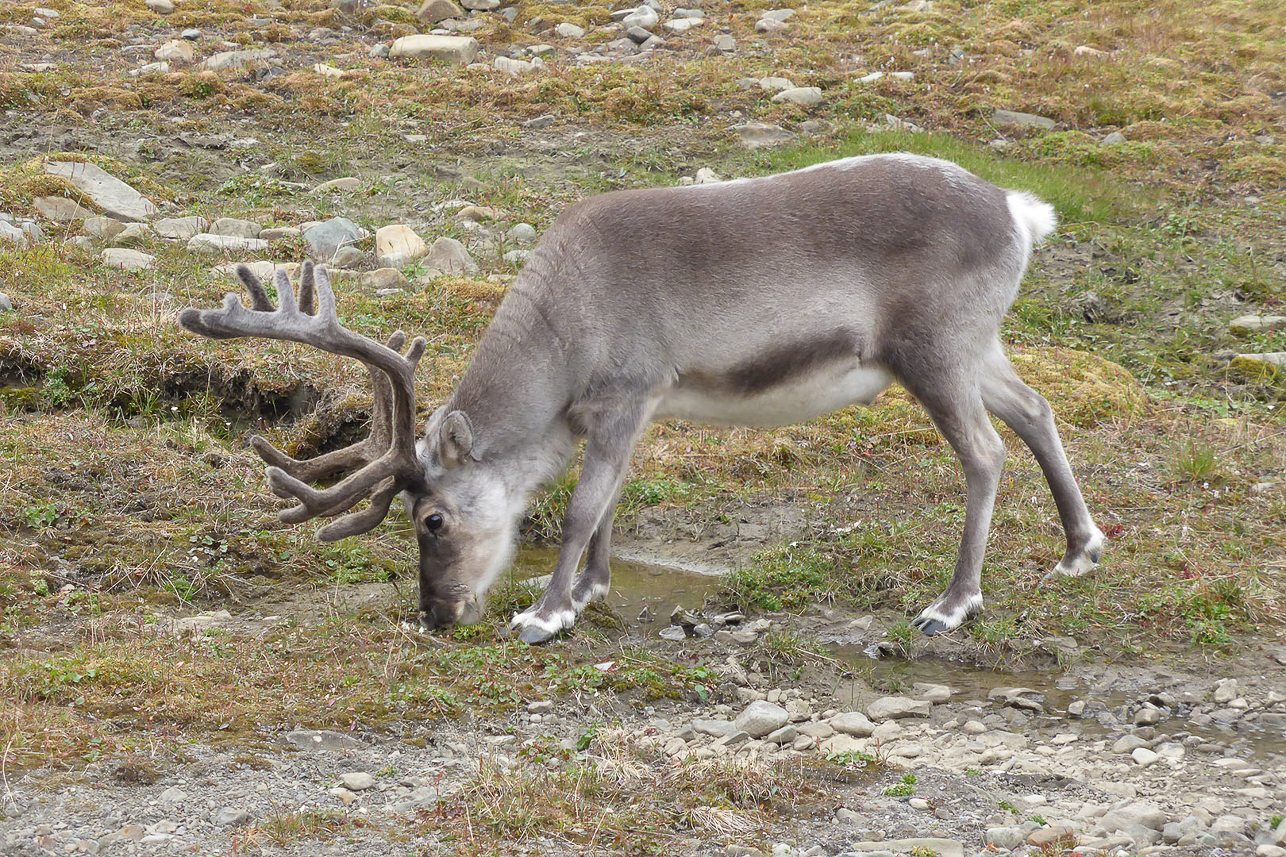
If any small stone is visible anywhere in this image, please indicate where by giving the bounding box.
[376,224,428,261]
[333,246,367,268]
[146,0,175,12]
[329,786,357,805]
[1132,747,1159,766]
[621,6,659,30]
[201,48,275,70]
[1100,801,1166,833]
[211,217,262,239]
[507,223,538,244]
[1230,314,1286,335]
[733,121,794,149]
[312,177,362,194]
[44,161,158,222]
[993,109,1056,130]
[181,27,202,39]
[417,0,462,25]
[693,719,738,737]
[1258,846,1286,857]
[303,217,362,260]
[423,236,478,274]
[214,808,250,827]
[555,22,585,38]
[113,223,154,246]
[390,34,479,64]
[101,248,155,271]
[1074,45,1106,58]
[157,786,186,803]
[1101,131,1126,145]
[908,797,930,810]
[154,216,208,240]
[735,700,790,738]
[360,268,411,291]
[986,827,1025,850]
[713,34,735,51]
[131,61,171,77]
[259,226,299,241]
[771,86,823,106]
[0,292,12,312]
[763,724,797,745]
[1112,733,1150,754]
[339,772,376,790]
[913,683,952,703]
[84,216,127,241]
[961,719,987,735]
[495,56,544,76]
[188,234,269,255]
[285,729,365,750]
[663,17,698,33]
[155,39,194,63]
[830,711,876,737]
[527,700,554,714]
[1134,705,1162,726]
[844,839,963,857]
[867,696,931,721]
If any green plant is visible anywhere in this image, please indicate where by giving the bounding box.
[1174,440,1219,483]
[882,772,918,796]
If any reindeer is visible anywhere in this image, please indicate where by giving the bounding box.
[178,153,1105,644]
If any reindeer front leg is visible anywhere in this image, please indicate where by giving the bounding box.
[511,399,651,644]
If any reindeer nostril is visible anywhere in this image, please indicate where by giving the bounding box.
[420,600,464,631]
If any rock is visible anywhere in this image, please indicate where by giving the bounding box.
[146,0,174,12]
[303,217,362,260]
[555,22,585,38]
[735,700,790,738]
[866,696,930,721]
[993,109,1056,130]
[201,48,275,70]
[158,786,186,803]
[495,56,544,76]
[507,223,537,244]
[113,223,154,246]
[1259,847,1286,857]
[214,808,250,827]
[0,221,28,248]
[33,196,92,222]
[101,248,155,270]
[713,34,735,51]
[417,0,462,24]
[758,76,794,92]
[340,772,376,790]
[763,725,797,745]
[390,34,479,64]
[986,827,1025,850]
[1100,131,1126,145]
[376,225,428,261]
[181,27,201,39]
[663,17,699,33]
[830,711,876,737]
[760,9,796,23]
[1230,315,1286,335]
[44,161,157,222]
[1134,704,1162,726]
[333,246,367,268]
[843,840,963,857]
[423,236,478,274]
[286,729,365,750]
[1100,801,1167,833]
[210,217,262,239]
[1074,45,1106,58]
[154,216,208,240]
[131,61,171,77]
[312,177,362,194]
[1214,678,1239,703]
[693,719,738,737]
[1132,747,1159,766]
[155,39,194,63]
[260,226,299,241]
[360,268,411,291]
[460,0,497,8]
[771,86,823,106]
[913,682,952,703]
[0,292,11,312]
[1113,734,1150,754]
[733,122,794,149]
[756,16,789,32]
[622,6,659,30]
[188,234,269,255]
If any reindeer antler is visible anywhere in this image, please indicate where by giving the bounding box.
[178,262,426,541]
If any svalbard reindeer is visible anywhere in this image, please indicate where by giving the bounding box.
[179,153,1105,644]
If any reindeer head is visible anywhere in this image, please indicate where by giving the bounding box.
[178,263,510,630]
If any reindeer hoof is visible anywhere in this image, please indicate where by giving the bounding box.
[911,592,983,636]
[517,624,557,645]
[509,607,576,645]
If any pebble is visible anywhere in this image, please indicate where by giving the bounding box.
[146,0,175,12]
[390,34,479,64]
[993,108,1056,130]
[1132,747,1159,766]
[339,772,376,790]
[101,248,155,271]
[621,6,659,30]
[734,700,790,738]
[867,696,931,721]
[771,86,823,106]
[0,292,12,312]
[423,236,478,274]
[188,234,269,255]
[1214,679,1239,703]
[213,807,249,826]
[554,22,585,38]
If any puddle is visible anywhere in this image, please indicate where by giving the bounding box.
[510,546,723,624]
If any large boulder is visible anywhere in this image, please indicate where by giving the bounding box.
[390,34,479,63]
[44,161,158,222]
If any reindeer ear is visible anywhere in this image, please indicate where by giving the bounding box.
[437,410,475,468]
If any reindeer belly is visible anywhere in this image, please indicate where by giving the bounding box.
[658,360,894,428]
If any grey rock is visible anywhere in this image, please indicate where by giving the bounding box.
[113,223,154,246]
[201,48,276,70]
[188,234,270,255]
[19,220,44,243]
[523,115,555,129]
[913,682,952,703]
[771,86,823,106]
[622,6,659,30]
[259,226,300,241]
[1237,352,1286,369]
[44,161,157,222]
[423,236,478,274]
[33,196,93,222]
[866,696,931,721]
[713,34,734,51]
[416,0,462,25]
[760,8,796,22]
[146,0,174,11]
[155,39,194,63]
[390,34,479,63]
[763,724,797,744]
[734,700,789,738]
[303,217,362,260]
[84,216,127,241]
[830,711,876,737]
[1132,747,1159,766]
[285,729,365,750]
[154,216,208,240]
[993,108,1056,130]
[507,223,537,244]
[1101,131,1126,145]
[693,718,738,737]
[0,221,28,248]
[495,56,544,76]
[101,248,155,270]
[210,217,262,239]
[659,625,686,641]
[1100,801,1167,833]
[663,17,699,33]
[755,16,789,31]
[313,177,362,194]
[157,786,186,803]
[986,827,1025,850]
[339,772,376,790]
[0,292,13,312]
[370,43,390,58]
[733,121,794,149]
[1214,678,1239,703]
[624,27,651,44]
[333,246,367,268]
[1113,733,1150,754]
[181,27,202,39]
[842,839,963,857]
[555,22,585,38]
[711,730,751,750]
[1230,314,1286,334]
[214,808,250,827]
[758,76,794,92]
[461,0,497,9]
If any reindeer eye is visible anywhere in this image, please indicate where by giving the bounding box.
[424,513,444,533]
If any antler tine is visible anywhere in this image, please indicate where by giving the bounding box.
[298,260,317,316]
[315,478,402,542]
[237,265,275,312]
